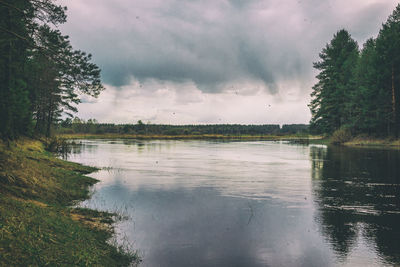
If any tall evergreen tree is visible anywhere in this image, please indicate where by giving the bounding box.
[309,29,359,134]
[351,39,381,134]
[28,25,103,136]
[0,0,33,139]
[375,4,400,136]
[0,0,103,138]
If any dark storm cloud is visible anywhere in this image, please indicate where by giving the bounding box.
[61,0,398,93]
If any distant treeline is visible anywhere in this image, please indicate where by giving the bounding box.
[57,119,308,136]
[0,1,103,139]
[309,4,400,137]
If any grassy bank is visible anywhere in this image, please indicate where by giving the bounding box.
[344,137,400,148]
[59,132,400,148]
[59,133,321,141]
[0,139,138,266]
[307,134,400,149]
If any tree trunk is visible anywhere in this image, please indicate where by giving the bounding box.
[46,91,53,137]
[4,7,13,138]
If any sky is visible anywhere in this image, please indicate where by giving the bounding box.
[60,0,399,125]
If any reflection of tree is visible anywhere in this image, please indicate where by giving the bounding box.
[71,142,99,155]
[71,143,82,155]
[311,146,400,264]
[310,145,327,180]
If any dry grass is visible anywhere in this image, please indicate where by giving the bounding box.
[0,138,139,266]
[344,136,400,148]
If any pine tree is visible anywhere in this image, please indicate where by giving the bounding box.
[351,39,381,134]
[375,4,400,136]
[0,0,103,138]
[309,29,359,134]
[28,26,104,136]
[0,0,33,139]
[0,0,66,139]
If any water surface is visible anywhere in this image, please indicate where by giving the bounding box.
[68,140,400,266]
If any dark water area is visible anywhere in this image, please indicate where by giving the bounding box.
[68,140,400,266]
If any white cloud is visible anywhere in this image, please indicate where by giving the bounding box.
[77,78,310,124]
[61,0,399,124]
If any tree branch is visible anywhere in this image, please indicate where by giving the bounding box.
[0,0,26,14]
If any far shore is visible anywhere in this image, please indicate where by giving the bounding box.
[58,133,320,141]
[58,133,400,149]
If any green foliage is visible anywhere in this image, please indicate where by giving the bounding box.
[374,4,400,136]
[310,4,400,137]
[309,29,359,134]
[351,39,381,134]
[330,127,353,145]
[0,0,32,139]
[0,0,103,140]
[55,122,309,136]
[44,137,71,157]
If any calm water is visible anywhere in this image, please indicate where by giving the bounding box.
[68,140,400,267]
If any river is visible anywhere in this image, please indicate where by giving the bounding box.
[67,139,400,266]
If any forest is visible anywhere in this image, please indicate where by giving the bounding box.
[309,4,400,138]
[0,0,103,140]
[56,119,308,136]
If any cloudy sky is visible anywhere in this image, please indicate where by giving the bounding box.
[60,0,398,124]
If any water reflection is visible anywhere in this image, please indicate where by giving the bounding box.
[66,140,400,266]
[70,140,99,155]
[311,146,400,265]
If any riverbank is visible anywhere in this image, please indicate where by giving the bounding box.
[58,133,400,150]
[309,135,400,149]
[59,133,320,141]
[0,139,138,266]
[343,136,400,148]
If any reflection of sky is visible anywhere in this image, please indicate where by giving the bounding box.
[68,140,390,266]
[71,140,314,203]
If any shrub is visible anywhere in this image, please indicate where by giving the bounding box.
[331,127,352,145]
[45,137,71,157]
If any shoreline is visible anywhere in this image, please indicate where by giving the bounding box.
[58,133,400,150]
[58,133,320,141]
[343,137,400,148]
[0,138,139,266]
[310,136,400,149]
